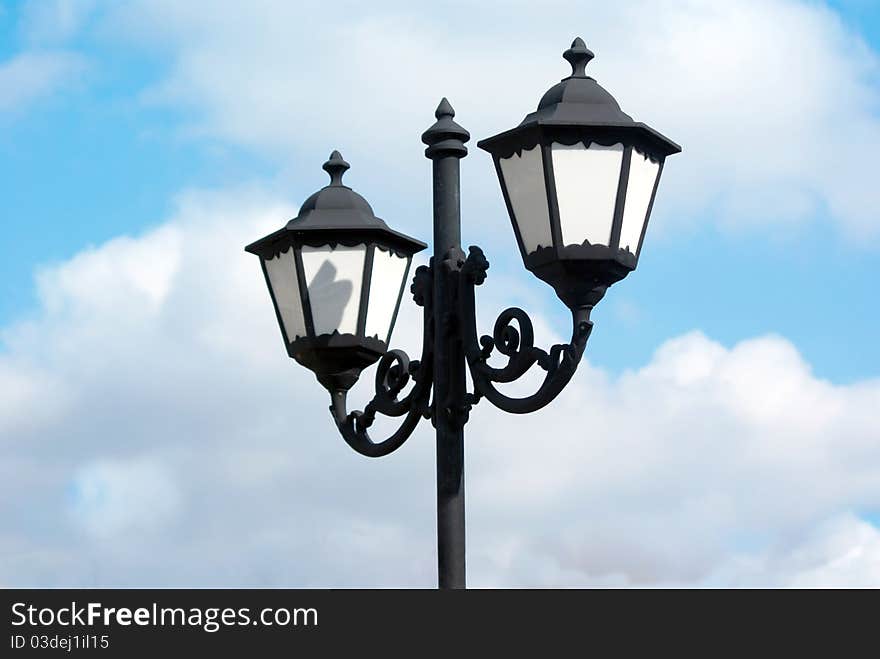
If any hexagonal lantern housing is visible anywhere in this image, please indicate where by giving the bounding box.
[478,38,680,309]
[245,151,426,390]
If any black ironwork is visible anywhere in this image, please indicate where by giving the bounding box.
[245,38,680,589]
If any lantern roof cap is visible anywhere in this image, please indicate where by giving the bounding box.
[477,38,681,158]
[532,37,632,125]
[295,150,376,217]
[245,151,426,256]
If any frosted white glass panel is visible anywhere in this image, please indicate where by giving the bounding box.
[301,244,365,336]
[619,149,660,254]
[552,142,623,247]
[499,146,552,254]
[264,247,306,342]
[366,249,409,343]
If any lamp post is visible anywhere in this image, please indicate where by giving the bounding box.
[245,38,680,589]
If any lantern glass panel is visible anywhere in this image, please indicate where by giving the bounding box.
[551,142,623,247]
[301,244,366,336]
[264,247,307,342]
[619,148,660,254]
[499,145,552,254]
[365,248,410,344]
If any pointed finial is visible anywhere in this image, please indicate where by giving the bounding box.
[422,97,469,158]
[435,97,455,119]
[322,150,350,186]
[563,37,594,77]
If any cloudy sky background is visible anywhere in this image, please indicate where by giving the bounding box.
[1,0,879,586]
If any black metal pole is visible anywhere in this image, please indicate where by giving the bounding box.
[422,98,470,589]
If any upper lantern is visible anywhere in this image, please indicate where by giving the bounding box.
[478,38,680,309]
[245,151,426,390]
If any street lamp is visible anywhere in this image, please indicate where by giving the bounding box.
[244,150,426,392]
[245,38,680,589]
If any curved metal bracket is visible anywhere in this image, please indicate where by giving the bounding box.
[328,265,434,457]
[326,241,595,456]
[459,246,593,415]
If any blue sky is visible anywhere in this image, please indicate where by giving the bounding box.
[2,1,880,586]
[0,2,276,320]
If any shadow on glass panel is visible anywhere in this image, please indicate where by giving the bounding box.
[309,260,354,334]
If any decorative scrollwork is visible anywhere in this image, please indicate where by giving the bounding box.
[328,241,595,456]
[459,246,593,415]
[329,267,435,458]
[351,349,415,431]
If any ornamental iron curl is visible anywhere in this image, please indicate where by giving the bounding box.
[328,265,434,458]
[327,244,595,455]
[459,246,593,415]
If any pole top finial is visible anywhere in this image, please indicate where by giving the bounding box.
[435,97,455,119]
[563,37,594,78]
[422,97,470,159]
[322,150,350,186]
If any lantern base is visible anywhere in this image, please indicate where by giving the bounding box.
[289,334,387,393]
[524,244,636,309]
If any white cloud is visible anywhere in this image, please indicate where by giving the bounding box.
[70,457,182,539]
[101,0,880,240]
[1,190,879,586]
[0,50,86,112]
[465,329,880,586]
[709,514,880,587]
[784,516,880,587]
